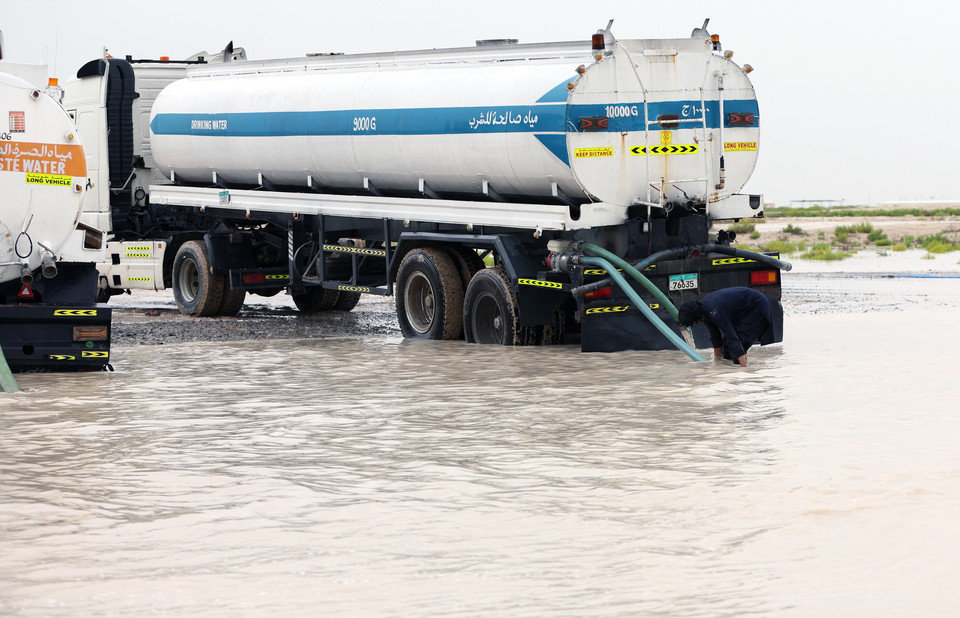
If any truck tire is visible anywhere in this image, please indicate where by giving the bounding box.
[445,246,486,292]
[293,286,340,312]
[172,241,225,316]
[539,306,566,346]
[463,266,538,345]
[396,247,463,340]
[217,285,246,316]
[335,291,362,311]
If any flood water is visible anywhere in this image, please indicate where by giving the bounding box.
[2,274,960,616]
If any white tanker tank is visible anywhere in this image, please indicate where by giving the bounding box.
[149,23,761,216]
[0,69,88,285]
[0,54,110,375]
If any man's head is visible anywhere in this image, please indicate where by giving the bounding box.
[677,301,704,326]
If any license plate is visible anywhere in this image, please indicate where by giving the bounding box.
[669,273,698,291]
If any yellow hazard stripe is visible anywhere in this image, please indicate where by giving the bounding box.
[583,265,655,276]
[585,306,629,315]
[323,245,386,257]
[712,257,756,266]
[585,303,660,315]
[630,144,699,156]
[338,285,369,293]
[53,309,98,316]
[518,278,563,290]
[82,351,109,358]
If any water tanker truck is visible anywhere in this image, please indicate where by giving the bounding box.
[62,20,785,354]
[0,52,111,372]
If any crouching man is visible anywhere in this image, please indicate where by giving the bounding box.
[677,287,774,367]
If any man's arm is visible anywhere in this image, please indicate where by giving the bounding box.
[705,307,746,361]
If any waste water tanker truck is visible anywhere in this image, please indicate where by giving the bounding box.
[62,20,785,353]
[0,56,111,372]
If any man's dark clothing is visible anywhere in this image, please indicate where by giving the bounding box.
[700,287,773,362]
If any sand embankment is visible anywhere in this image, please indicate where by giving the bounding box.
[748,215,960,249]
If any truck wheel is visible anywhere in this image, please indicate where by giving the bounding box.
[396,247,463,340]
[463,266,538,345]
[445,246,486,291]
[539,306,566,346]
[217,285,246,316]
[172,241,224,316]
[96,286,112,304]
[293,286,339,312]
[335,291,362,312]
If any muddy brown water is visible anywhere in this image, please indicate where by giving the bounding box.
[2,271,960,616]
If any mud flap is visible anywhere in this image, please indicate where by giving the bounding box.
[580,303,712,353]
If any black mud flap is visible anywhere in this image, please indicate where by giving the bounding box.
[0,306,112,372]
[580,302,708,353]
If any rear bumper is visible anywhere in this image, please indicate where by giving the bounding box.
[581,252,783,353]
[0,305,112,372]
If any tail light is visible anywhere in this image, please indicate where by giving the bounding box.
[750,270,778,285]
[242,273,267,285]
[585,287,613,299]
[73,326,109,341]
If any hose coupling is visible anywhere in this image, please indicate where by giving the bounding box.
[20,262,34,285]
[41,251,58,279]
[716,229,737,245]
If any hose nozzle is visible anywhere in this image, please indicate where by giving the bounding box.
[20,263,34,285]
[41,251,58,279]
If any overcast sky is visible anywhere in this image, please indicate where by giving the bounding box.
[3,0,956,206]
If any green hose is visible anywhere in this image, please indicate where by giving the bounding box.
[0,346,22,393]
[580,242,680,322]
[581,256,706,362]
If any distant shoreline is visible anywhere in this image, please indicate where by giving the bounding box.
[765,206,960,218]
[732,213,960,261]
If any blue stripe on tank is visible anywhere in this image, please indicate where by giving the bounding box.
[149,99,759,138]
[536,78,576,103]
[534,134,570,166]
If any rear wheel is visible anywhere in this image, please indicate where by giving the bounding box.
[335,290,362,312]
[463,266,538,345]
[172,241,224,316]
[217,285,246,316]
[539,306,566,345]
[395,247,463,340]
[445,246,486,292]
[293,286,340,312]
[96,283,112,304]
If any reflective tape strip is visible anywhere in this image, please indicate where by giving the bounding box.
[630,144,698,155]
[323,245,386,257]
[518,278,564,290]
[711,257,756,266]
